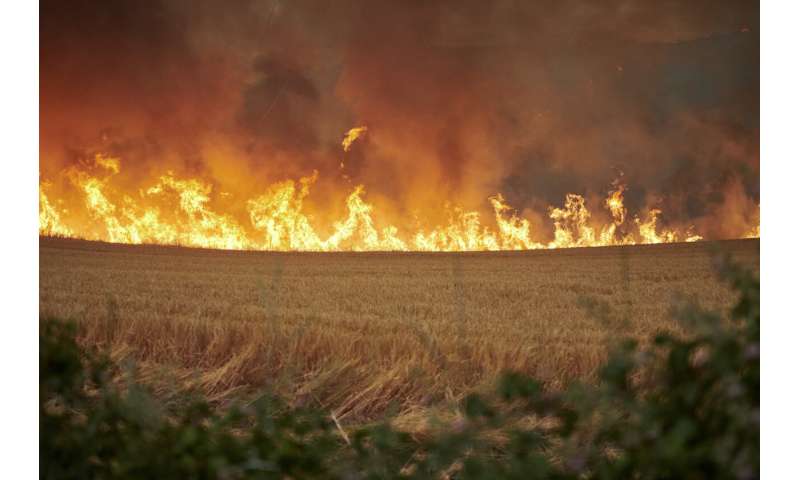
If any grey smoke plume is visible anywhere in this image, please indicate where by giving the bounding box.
[40,0,759,238]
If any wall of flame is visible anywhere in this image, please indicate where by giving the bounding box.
[39,0,760,250]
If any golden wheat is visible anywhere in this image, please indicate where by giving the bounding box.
[39,237,758,422]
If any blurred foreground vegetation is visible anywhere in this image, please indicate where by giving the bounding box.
[41,258,758,479]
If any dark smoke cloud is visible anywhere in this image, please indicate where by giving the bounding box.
[238,55,321,151]
[40,0,759,236]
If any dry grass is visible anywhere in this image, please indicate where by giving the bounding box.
[39,237,759,423]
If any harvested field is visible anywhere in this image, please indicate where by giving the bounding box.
[39,237,759,422]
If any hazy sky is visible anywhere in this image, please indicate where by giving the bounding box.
[40,0,759,238]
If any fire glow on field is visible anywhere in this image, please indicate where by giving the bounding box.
[38,127,756,252]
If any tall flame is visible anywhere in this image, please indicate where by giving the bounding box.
[39,185,71,237]
[40,147,757,251]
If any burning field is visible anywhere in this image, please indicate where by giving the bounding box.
[38,3,762,474]
[39,0,761,428]
[40,150,734,251]
[40,1,759,251]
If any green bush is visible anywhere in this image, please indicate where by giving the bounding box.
[40,258,758,479]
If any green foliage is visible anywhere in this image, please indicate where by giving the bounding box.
[40,258,759,479]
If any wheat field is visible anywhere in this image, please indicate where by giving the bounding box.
[39,237,758,423]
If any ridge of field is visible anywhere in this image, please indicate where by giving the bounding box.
[39,237,759,422]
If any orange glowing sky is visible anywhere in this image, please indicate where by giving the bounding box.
[39,0,759,251]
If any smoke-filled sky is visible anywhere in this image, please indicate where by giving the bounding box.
[40,0,759,241]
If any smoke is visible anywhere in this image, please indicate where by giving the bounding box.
[40,0,759,239]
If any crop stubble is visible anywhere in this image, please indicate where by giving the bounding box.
[39,237,759,421]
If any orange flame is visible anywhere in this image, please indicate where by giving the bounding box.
[39,185,71,237]
[745,205,760,238]
[342,126,368,152]
[39,150,738,251]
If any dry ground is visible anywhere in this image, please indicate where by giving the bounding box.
[39,237,759,423]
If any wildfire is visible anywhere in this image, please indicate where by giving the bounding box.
[39,186,71,237]
[38,124,762,252]
[745,205,760,238]
[36,150,735,251]
[342,126,368,152]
